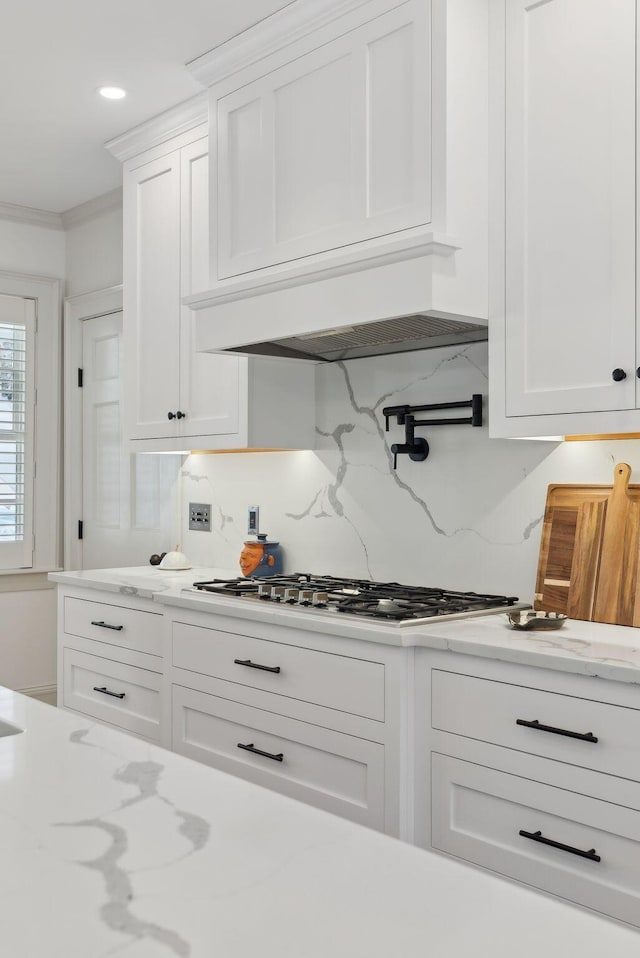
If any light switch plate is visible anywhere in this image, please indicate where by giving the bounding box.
[247,505,259,536]
[189,502,211,532]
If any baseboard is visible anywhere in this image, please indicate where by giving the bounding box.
[19,684,57,707]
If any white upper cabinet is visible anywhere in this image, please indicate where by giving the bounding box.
[489,0,640,437]
[124,152,182,442]
[118,120,315,453]
[217,2,430,279]
[186,0,490,354]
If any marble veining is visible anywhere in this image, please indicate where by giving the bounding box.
[55,739,211,956]
[179,341,640,598]
[172,343,640,598]
[2,689,639,956]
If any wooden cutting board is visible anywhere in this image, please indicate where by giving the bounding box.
[535,462,640,626]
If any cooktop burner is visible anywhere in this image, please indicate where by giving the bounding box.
[186,574,519,625]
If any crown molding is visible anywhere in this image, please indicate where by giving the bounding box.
[187,0,378,86]
[0,201,63,231]
[105,92,208,162]
[61,187,123,229]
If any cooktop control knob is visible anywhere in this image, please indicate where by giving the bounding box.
[312,592,329,607]
[258,584,273,599]
[299,589,314,606]
[271,586,286,602]
[284,588,299,603]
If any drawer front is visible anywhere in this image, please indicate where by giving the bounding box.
[432,669,640,782]
[64,596,163,657]
[172,622,385,721]
[63,648,161,741]
[172,685,385,829]
[432,753,640,927]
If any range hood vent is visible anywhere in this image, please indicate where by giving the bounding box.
[225,313,488,362]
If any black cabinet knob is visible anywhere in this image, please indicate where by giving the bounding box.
[636,367,640,379]
[612,368,627,382]
[176,410,186,420]
[167,411,176,420]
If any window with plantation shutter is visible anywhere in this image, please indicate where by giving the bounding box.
[0,293,35,570]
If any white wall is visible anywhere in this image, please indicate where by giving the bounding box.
[0,216,65,694]
[180,342,640,602]
[64,189,123,297]
[0,219,65,277]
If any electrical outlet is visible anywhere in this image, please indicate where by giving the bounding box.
[189,502,211,532]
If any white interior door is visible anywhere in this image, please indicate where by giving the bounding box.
[81,311,180,569]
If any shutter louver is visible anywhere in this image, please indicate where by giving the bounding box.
[0,293,34,569]
[0,321,26,542]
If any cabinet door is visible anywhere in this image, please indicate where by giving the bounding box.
[123,154,181,440]
[216,1,430,279]
[432,753,640,928]
[172,684,386,830]
[178,139,244,441]
[504,0,636,417]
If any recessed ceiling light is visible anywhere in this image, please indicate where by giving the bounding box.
[98,86,127,100]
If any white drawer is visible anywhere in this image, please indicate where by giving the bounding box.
[432,669,640,782]
[172,622,385,721]
[172,684,385,830]
[63,648,161,741]
[64,596,162,657]
[432,753,640,927]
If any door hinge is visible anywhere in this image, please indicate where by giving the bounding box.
[78,520,84,540]
[78,368,84,388]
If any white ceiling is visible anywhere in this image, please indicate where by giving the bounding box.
[2,0,292,213]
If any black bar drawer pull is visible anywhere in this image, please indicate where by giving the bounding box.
[93,686,126,700]
[519,828,601,862]
[237,742,284,762]
[516,718,598,743]
[91,620,124,632]
[234,658,281,674]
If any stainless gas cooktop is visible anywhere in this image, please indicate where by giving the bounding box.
[182,574,520,627]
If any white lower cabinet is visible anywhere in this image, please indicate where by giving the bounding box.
[417,649,640,928]
[432,754,640,928]
[56,587,164,742]
[164,607,404,837]
[63,648,162,742]
[172,685,385,829]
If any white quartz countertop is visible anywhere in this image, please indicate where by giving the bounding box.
[49,565,239,600]
[50,567,640,684]
[2,687,638,957]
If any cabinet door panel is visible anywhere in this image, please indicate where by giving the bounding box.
[173,685,385,829]
[216,1,430,279]
[432,753,640,928]
[179,140,244,440]
[124,155,181,439]
[368,21,422,217]
[63,648,161,741]
[505,0,636,417]
[274,52,354,243]
[223,98,269,260]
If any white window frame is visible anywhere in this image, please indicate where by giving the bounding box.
[0,271,61,573]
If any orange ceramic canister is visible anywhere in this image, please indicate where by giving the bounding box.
[239,534,283,577]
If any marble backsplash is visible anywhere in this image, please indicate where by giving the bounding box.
[178,343,640,602]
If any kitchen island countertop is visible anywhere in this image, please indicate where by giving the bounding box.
[2,685,638,957]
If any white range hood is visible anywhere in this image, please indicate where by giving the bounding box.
[185,0,489,363]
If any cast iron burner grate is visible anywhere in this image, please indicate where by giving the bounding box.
[190,575,519,622]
